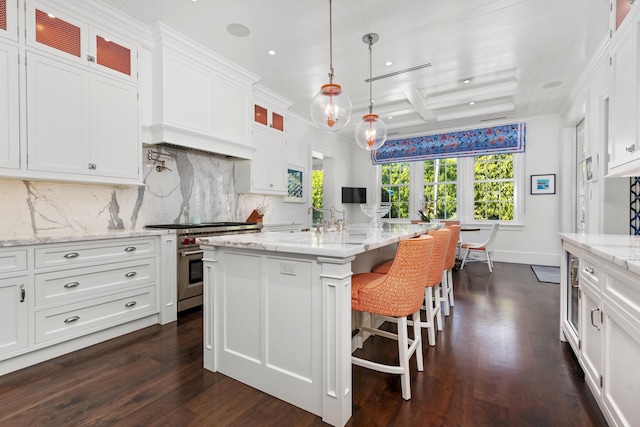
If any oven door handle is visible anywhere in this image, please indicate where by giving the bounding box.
[180,250,204,257]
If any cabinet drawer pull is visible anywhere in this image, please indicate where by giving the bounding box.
[124,246,137,253]
[64,252,80,259]
[590,307,601,331]
[125,301,137,308]
[125,271,137,278]
[64,316,80,324]
[64,282,80,289]
[20,284,25,303]
[584,266,595,274]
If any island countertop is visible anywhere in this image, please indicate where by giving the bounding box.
[198,223,437,258]
[559,233,640,274]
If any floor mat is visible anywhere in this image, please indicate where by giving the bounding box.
[531,265,560,284]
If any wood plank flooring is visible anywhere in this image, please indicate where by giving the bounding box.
[0,262,608,426]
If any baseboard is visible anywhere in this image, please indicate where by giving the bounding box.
[493,250,560,267]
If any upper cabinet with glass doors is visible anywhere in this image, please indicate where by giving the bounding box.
[26,2,137,83]
[0,0,18,42]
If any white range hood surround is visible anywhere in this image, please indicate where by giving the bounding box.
[145,23,260,160]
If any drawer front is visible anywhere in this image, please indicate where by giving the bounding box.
[0,250,27,275]
[603,264,640,322]
[35,238,156,269]
[579,253,600,288]
[35,286,157,344]
[34,258,156,308]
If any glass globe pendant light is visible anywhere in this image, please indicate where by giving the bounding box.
[355,33,387,150]
[310,0,352,131]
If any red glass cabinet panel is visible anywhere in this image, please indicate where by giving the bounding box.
[254,104,268,126]
[96,35,131,76]
[35,9,81,57]
[1,0,6,31]
[272,112,284,131]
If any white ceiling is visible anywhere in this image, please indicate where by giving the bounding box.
[101,0,610,139]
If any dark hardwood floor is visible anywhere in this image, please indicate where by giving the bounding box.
[0,262,608,426]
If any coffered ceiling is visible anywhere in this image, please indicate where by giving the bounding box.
[101,0,610,139]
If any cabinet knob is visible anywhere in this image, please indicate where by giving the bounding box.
[88,163,97,170]
[625,144,636,153]
[585,266,595,274]
[87,55,96,63]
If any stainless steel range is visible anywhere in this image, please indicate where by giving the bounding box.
[145,222,262,312]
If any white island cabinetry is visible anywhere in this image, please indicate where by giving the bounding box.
[559,233,640,427]
[199,225,428,427]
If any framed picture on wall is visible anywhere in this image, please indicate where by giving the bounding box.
[284,165,305,203]
[530,174,556,195]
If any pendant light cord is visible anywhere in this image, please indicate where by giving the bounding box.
[328,0,334,83]
[368,35,373,114]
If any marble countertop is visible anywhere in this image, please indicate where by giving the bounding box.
[199,223,439,258]
[560,233,640,275]
[0,228,175,248]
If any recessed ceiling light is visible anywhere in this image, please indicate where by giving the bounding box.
[469,101,475,105]
[385,61,392,66]
[388,116,393,119]
[227,23,250,38]
[268,50,276,55]
[463,79,471,84]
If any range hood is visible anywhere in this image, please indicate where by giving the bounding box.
[144,23,260,161]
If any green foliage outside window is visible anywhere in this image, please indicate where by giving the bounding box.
[424,159,457,220]
[311,169,323,223]
[380,162,410,219]
[473,154,514,220]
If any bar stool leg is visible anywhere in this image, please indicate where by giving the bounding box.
[397,316,411,400]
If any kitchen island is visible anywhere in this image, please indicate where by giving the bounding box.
[198,224,431,427]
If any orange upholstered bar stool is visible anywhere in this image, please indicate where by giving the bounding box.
[440,224,461,316]
[370,228,451,347]
[351,235,434,400]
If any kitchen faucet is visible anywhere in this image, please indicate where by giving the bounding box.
[308,206,347,232]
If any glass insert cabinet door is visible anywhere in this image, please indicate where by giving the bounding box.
[567,253,580,337]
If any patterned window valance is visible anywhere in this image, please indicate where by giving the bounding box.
[372,122,526,164]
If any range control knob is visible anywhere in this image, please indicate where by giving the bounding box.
[190,238,196,244]
[183,237,191,245]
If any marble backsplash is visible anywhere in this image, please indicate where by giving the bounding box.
[0,147,271,237]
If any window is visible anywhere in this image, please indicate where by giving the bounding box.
[424,159,457,220]
[311,169,323,223]
[473,154,514,220]
[380,162,410,219]
[378,154,522,223]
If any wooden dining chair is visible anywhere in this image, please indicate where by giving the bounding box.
[352,235,434,400]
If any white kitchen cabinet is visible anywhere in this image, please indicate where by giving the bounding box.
[608,1,640,176]
[601,264,640,427]
[579,252,603,400]
[147,23,258,159]
[26,52,139,180]
[0,276,28,359]
[560,234,640,427]
[0,41,19,169]
[0,0,18,42]
[0,234,171,376]
[253,84,292,133]
[25,1,137,83]
[235,126,287,195]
